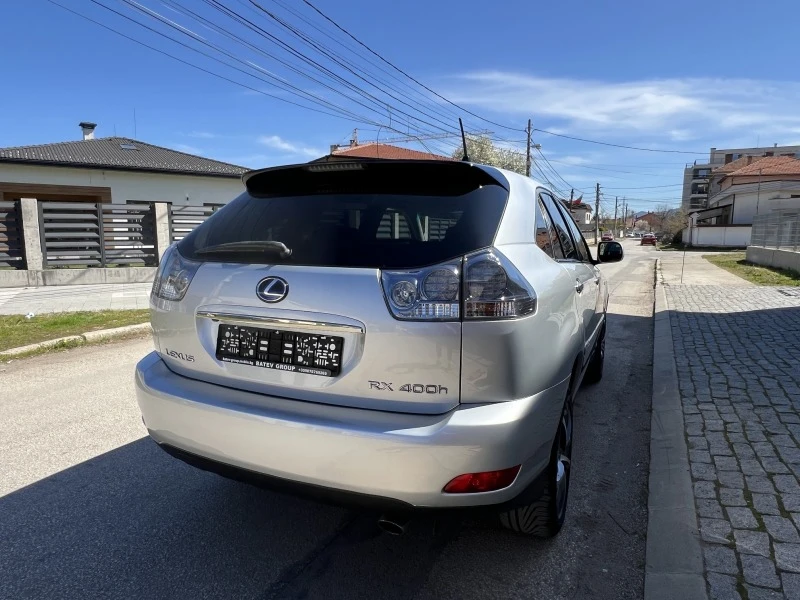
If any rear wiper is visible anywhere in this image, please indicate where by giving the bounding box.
[194,240,292,259]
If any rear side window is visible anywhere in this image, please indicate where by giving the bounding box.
[555,202,592,262]
[540,192,579,260]
[178,187,508,269]
[534,198,558,258]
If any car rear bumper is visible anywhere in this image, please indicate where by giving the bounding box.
[135,351,567,508]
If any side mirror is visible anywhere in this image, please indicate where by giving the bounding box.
[597,241,624,263]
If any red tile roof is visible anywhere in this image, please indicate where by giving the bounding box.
[329,143,452,161]
[725,156,800,177]
[713,155,760,174]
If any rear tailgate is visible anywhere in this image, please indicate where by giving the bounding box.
[152,160,509,415]
[153,263,462,414]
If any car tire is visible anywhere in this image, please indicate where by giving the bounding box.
[583,323,606,384]
[498,395,574,537]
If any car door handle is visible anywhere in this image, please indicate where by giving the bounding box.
[594,277,600,285]
[575,280,584,294]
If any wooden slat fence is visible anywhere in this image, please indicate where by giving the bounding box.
[38,202,158,268]
[0,200,26,269]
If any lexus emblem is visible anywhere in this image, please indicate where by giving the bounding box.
[256,276,289,303]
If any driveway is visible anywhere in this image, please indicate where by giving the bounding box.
[0,241,657,600]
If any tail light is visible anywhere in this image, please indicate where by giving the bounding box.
[463,249,536,319]
[151,245,202,302]
[381,261,461,321]
[379,249,535,321]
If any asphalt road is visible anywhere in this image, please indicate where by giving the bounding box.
[0,241,657,600]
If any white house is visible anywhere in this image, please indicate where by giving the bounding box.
[686,156,800,246]
[0,122,247,207]
[564,200,593,226]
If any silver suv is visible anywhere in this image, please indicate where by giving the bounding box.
[135,160,623,537]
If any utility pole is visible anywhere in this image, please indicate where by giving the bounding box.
[569,189,574,204]
[622,199,627,236]
[525,119,532,177]
[613,196,619,236]
[595,183,601,244]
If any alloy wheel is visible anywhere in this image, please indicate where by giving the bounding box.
[555,403,573,518]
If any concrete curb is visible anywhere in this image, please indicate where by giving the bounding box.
[644,258,707,600]
[0,323,151,358]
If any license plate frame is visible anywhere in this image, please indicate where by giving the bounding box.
[215,324,344,377]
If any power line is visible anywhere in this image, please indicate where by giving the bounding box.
[532,128,707,155]
[604,183,685,190]
[534,148,580,196]
[47,0,378,123]
[543,158,678,177]
[198,0,451,137]
[47,0,452,150]
[255,0,469,127]
[299,0,524,133]
[245,0,463,135]
[113,0,386,124]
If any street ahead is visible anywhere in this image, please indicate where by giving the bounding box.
[0,241,657,600]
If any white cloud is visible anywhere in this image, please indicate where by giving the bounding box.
[258,135,322,158]
[171,143,203,155]
[549,155,592,166]
[443,72,800,141]
[222,154,277,169]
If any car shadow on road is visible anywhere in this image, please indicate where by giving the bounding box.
[0,437,545,600]
[1,311,654,600]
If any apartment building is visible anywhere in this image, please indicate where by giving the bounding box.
[681,145,800,211]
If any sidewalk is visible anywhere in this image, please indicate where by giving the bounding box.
[659,250,754,286]
[0,283,151,315]
[656,252,800,599]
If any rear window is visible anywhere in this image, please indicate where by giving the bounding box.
[178,164,508,269]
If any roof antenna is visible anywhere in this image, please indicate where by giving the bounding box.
[459,118,470,162]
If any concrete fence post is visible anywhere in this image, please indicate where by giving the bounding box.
[154,202,171,259]
[20,198,43,271]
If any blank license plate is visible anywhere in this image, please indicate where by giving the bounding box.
[216,324,343,377]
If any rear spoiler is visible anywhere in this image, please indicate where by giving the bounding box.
[242,159,510,198]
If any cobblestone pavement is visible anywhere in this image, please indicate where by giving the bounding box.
[667,284,800,599]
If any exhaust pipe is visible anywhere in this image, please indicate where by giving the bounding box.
[377,514,409,536]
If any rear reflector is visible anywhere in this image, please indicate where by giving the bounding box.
[443,465,521,494]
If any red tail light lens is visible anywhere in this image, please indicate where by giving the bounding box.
[443,465,521,494]
[463,250,536,320]
[380,249,535,322]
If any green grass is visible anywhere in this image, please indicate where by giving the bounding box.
[703,252,800,286]
[0,309,150,352]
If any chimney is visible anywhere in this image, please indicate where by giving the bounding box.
[774,143,778,148]
[79,122,97,140]
[329,144,339,154]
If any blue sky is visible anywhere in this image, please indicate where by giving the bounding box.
[2,0,799,213]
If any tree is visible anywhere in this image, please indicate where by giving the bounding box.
[451,135,526,175]
[652,204,688,242]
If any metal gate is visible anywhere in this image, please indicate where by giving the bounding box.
[0,200,26,269]
[38,202,158,268]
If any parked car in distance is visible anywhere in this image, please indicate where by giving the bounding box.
[135,159,624,539]
[641,233,657,246]
[601,232,614,241]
